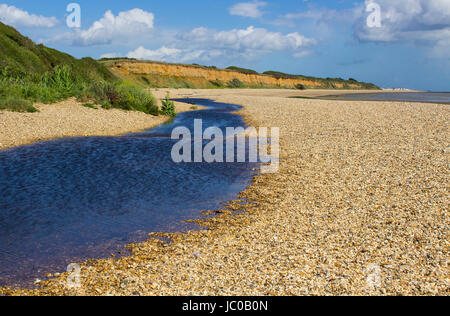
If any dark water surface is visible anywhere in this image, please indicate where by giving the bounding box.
[332,92,450,104]
[0,99,257,287]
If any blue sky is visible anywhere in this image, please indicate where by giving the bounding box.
[0,0,449,91]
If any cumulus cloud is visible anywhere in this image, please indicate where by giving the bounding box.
[229,1,267,18]
[125,46,225,63]
[52,8,154,46]
[179,26,316,54]
[354,0,450,47]
[115,26,316,63]
[0,4,58,28]
[278,1,450,55]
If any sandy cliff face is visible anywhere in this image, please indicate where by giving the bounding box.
[107,61,369,89]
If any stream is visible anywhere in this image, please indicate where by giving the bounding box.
[0,99,258,287]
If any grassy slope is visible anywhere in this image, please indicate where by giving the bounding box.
[0,22,158,114]
[0,22,114,81]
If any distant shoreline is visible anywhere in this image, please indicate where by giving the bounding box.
[315,91,450,105]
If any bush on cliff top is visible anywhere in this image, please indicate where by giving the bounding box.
[226,66,259,75]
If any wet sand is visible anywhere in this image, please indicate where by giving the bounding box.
[1,89,448,296]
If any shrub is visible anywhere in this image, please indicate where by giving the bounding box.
[80,81,159,115]
[227,78,246,88]
[115,83,159,115]
[0,97,38,112]
[82,103,97,109]
[161,93,176,117]
[210,79,225,88]
[226,66,259,75]
[295,83,306,90]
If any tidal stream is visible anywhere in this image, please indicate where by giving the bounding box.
[0,99,257,286]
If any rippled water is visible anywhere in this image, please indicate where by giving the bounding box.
[335,92,450,103]
[0,99,258,287]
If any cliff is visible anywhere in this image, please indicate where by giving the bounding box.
[102,60,380,90]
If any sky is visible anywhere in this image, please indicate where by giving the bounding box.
[0,0,449,91]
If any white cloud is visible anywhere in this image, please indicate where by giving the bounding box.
[354,0,450,47]
[278,1,450,55]
[127,46,183,61]
[126,46,227,63]
[0,4,58,28]
[180,26,316,54]
[53,8,154,46]
[116,25,316,63]
[122,46,220,63]
[274,7,358,27]
[229,1,267,18]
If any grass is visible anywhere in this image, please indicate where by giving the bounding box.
[0,21,160,115]
[82,103,98,110]
[0,65,160,115]
[0,97,38,112]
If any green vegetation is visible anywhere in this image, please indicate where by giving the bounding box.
[98,57,137,62]
[193,63,217,70]
[84,81,159,114]
[0,22,159,114]
[226,66,259,75]
[0,96,38,112]
[263,70,380,90]
[161,93,176,117]
[82,102,97,109]
[227,78,247,88]
[209,79,225,88]
[263,71,299,79]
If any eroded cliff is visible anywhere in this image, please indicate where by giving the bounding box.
[104,60,379,90]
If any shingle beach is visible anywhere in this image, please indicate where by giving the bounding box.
[1,89,448,296]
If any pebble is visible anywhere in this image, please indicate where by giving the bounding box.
[1,89,448,296]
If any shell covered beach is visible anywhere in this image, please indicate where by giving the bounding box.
[1,89,448,296]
